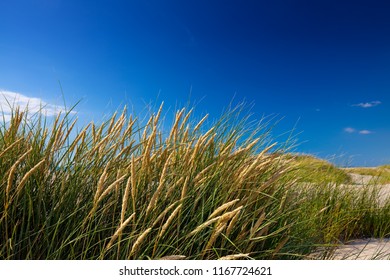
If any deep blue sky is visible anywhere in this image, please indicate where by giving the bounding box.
[1,0,390,166]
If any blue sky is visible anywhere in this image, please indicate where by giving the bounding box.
[1,0,390,166]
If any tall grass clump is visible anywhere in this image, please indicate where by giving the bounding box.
[1,103,390,260]
[0,103,291,259]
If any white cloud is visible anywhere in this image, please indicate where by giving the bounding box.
[344,127,373,135]
[0,89,74,122]
[344,127,356,133]
[359,130,373,135]
[352,101,381,108]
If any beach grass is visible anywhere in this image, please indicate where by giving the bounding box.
[285,154,352,185]
[1,104,389,259]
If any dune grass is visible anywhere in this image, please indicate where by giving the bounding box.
[0,104,390,260]
[285,154,352,185]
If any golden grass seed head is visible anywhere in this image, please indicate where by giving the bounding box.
[164,177,184,199]
[157,204,182,240]
[218,253,250,260]
[6,147,33,197]
[130,155,137,212]
[250,211,266,237]
[68,124,90,153]
[94,163,111,203]
[146,153,173,215]
[15,159,46,196]
[193,163,216,183]
[129,227,152,258]
[193,114,209,133]
[168,108,185,142]
[203,222,227,254]
[121,176,132,224]
[96,174,127,204]
[105,213,135,251]
[151,200,181,228]
[187,216,223,237]
[0,138,24,159]
[219,206,244,223]
[180,176,190,201]
[226,210,241,237]
[187,207,243,238]
[56,117,78,148]
[159,255,187,260]
[142,115,154,142]
[179,108,193,132]
[107,111,118,134]
[209,199,240,220]
[154,102,164,125]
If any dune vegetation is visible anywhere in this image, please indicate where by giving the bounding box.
[1,104,390,260]
[285,154,352,185]
[346,166,390,185]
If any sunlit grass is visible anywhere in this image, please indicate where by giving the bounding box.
[285,154,352,185]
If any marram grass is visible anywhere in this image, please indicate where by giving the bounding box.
[0,104,390,259]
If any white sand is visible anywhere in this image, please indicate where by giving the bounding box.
[309,239,390,260]
[330,239,390,260]
[348,173,375,185]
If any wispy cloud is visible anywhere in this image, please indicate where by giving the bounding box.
[344,127,373,135]
[344,127,356,133]
[0,89,74,122]
[359,130,373,135]
[352,101,381,108]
